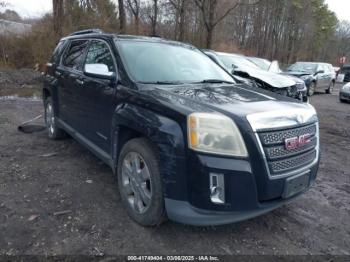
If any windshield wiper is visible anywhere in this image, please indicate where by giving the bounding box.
[138,81,184,85]
[194,79,235,84]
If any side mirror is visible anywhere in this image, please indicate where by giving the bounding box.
[84,64,116,80]
[231,64,238,74]
[314,70,325,75]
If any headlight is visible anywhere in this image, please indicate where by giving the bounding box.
[342,84,350,91]
[188,113,248,157]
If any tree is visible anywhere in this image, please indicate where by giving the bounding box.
[52,0,64,40]
[169,0,186,41]
[194,0,261,48]
[126,0,141,34]
[118,0,126,33]
[149,0,159,35]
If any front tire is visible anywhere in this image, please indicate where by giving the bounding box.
[117,138,166,226]
[326,81,335,94]
[44,97,66,139]
[308,82,316,96]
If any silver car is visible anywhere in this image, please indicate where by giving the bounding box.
[340,82,350,103]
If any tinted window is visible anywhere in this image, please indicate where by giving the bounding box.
[63,40,89,70]
[288,63,318,73]
[320,64,327,72]
[85,41,115,72]
[116,40,233,84]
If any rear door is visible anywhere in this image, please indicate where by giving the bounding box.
[57,39,89,129]
[79,40,118,152]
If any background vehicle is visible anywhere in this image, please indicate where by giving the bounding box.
[340,64,350,82]
[205,51,307,101]
[43,30,320,226]
[340,82,350,102]
[284,62,336,96]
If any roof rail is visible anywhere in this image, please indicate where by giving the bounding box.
[69,29,103,36]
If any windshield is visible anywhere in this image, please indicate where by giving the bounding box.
[247,57,271,71]
[217,54,260,72]
[116,40,234,84]
[288,63,318,73]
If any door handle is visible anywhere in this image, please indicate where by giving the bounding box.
[76,79,84,85]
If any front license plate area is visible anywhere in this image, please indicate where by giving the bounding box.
[282,172,310,199]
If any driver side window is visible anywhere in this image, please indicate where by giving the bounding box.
[85,41,115,72]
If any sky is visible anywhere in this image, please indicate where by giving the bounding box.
[0,0,349,21]
[325,0,350,22]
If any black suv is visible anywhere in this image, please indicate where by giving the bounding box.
[43,29,320,226]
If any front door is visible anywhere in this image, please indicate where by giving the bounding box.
[78,40,118,153]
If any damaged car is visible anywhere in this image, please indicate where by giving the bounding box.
[204,51,308,102]
[284,62,336,96]
[43,30,320,226]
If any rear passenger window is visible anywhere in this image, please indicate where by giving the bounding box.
[62,40,89,70]
[84,41,115,72]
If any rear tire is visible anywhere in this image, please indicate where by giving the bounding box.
[117,138,166,226]
[308,82,316,96]
[44,97,66,140]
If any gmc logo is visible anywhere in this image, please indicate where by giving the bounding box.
[285,134,311,150]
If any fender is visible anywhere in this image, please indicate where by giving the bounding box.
[111,103,188,201]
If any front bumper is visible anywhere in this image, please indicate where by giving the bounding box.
[165,154,319,226]
[165,192,305,226]
[340,91,350,101]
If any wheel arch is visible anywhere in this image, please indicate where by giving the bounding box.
[111,103,188,201]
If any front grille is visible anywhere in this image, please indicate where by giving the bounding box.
[269,150,317,174]
[259,125,317,146]
[258,123,318,176]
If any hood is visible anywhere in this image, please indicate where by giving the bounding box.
[145,83,313,121]
[282,74,305,84]
[237,67,296,88]
[283,71,313,78]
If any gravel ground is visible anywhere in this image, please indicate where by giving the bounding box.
[0,84,349,256]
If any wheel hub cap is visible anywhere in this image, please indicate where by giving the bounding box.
[121,152,152,214]
[45,103,55,135]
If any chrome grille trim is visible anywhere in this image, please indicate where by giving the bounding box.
[269,150,317,174]
[253,122,319,180]
[259,125,317,146]
[265,137,317,160]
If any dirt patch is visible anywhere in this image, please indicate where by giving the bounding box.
[0,68,43,100]
[0,85,349,255]
[0,68,43,88]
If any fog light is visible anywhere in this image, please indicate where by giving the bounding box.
[210,173,225,204]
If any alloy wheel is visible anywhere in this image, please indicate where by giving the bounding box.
[45,102,55,136]
[308,83,316,96]
[121,152,152,214]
